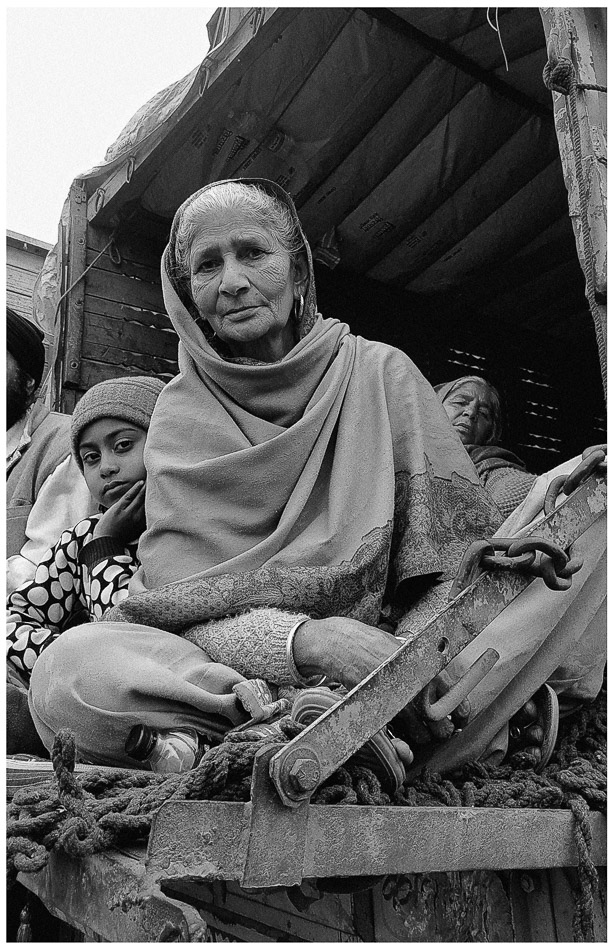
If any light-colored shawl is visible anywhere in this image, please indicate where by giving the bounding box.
[115,180,499,632]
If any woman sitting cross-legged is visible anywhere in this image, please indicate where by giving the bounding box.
[27,180,502,780]
[27,180,602,782]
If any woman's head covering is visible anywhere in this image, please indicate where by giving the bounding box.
[6,307,46,387]
[71,375,165,468]
[434,375,502,445]
[163,178,318,352]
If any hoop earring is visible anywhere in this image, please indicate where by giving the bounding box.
[294,293,305,323]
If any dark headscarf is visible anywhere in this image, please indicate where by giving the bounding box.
[6,308,45,387]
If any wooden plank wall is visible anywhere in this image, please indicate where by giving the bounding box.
[60,225,178,407]
[60,221,604,474]
[6,231,52,319]
[315,263,606,474]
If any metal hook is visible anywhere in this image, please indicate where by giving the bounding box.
[419,648,500,722]
[108,241,122,266]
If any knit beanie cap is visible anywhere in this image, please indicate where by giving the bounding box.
[7,307,46,387]
[71,375,165,468]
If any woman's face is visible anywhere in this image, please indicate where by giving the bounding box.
[442,381,496,446]
[188,209,306,361]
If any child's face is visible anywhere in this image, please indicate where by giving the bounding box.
[78,417,147,507]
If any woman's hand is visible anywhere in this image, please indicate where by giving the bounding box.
[293,617,469,743]
[93,481,146,542]
[293,617,401,688]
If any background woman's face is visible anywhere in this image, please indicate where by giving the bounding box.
[188,208,302,359]
[442,381,495,446]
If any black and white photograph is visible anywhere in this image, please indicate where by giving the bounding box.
[6,5,606,942]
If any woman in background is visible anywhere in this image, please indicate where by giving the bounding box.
[436,375,535,520]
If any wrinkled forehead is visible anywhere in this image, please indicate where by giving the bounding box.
[446,380,495,406]
[188,211,280,247]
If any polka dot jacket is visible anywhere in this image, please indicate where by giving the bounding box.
[6,515,139,682]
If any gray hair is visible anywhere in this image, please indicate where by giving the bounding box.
[173,181,305,285]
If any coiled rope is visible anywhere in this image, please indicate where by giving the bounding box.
[8,686,605,940]
[543,49,607,400]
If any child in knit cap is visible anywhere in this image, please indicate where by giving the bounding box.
[7,376,165,687]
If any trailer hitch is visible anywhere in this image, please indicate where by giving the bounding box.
[268,473,606,808]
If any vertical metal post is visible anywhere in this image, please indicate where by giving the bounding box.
[59,180,88,412]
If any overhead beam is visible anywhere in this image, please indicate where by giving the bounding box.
[361,8,552,119]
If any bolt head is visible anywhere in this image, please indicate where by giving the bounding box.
[288,757,320,792]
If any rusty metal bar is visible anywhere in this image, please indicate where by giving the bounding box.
[269,474,606,807]
[145,796,606,889]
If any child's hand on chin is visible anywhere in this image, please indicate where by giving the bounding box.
[94,481,146,542]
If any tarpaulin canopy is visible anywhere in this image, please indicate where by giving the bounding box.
[67,7,592,348]
[35,7,605,468]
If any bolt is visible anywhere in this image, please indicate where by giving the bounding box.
[288,757,320,792]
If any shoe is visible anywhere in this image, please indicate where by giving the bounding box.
[508,683,559,773]
[291,687,408,794]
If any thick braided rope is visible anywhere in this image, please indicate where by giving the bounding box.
[7,693,605,937]
[543,53,607,398]
[7,718,305,880]
[569,794,599,941]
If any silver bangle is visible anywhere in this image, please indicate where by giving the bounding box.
[286,618,327,688]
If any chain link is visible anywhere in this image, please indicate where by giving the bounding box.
[449,535,583,599]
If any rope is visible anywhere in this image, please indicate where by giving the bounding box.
[543,53,607,400]
[577,82,607,93]
[7,690,605,939]
[53,232,118,326]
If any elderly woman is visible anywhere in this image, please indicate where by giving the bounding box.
[435,376,535,520]
[427,376,606,772]
[28,179,504,774]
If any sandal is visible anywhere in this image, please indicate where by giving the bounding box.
[291,687,409,794]
[508,683,559,773]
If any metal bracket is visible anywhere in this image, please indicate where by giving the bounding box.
[241,746,310,887]
[269,473,606,808]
